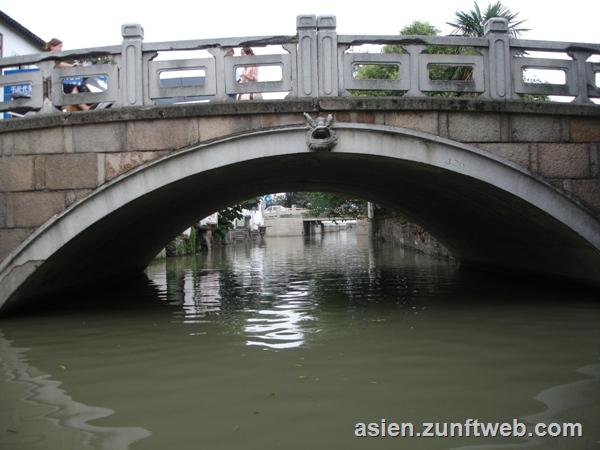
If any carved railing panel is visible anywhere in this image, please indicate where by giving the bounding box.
[52,63,119,106]
[341,53,411,92]
[512,57,577,97]
[147,58,217,101]
[0,69,44,112]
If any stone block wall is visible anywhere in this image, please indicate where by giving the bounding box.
[371,209,452,259]
[0,112,306,261]
[0,100,598,262]
[332,109,600,215]
[358,109,600,258]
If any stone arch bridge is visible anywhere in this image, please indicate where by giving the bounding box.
[0,15,599,311]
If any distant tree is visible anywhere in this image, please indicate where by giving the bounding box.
[214,197,260,238]
[380,20,442,55]
[282,192,305,208]
[353,5,542,100]
[353,21,441,96]
[401,21,441,38]
[353,20,479,96]
[447,1,529,37]
[300,192,367,219]
[449,2,550,101]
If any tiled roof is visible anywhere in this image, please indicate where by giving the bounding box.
[0,10,46,50]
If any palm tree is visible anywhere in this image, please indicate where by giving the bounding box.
[448,3,547,101]
[447,1,529,38]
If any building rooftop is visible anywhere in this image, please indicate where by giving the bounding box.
[0,10,46,51]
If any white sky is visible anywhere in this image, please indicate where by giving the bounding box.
[1,0,598,50]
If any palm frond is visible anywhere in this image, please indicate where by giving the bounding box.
[447,1,529,37]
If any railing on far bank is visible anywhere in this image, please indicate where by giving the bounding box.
[0,14,599,116]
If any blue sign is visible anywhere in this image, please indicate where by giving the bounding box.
[2,68,39,119]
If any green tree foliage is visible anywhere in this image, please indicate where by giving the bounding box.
[282,192,302,208]
[400,21,441,38]
[449,2,548,101]
[353,6,544,101]
[353,21,475,97]
[298,192,367,219]
[447,1,529,37]
[167,199,260,255]
[352,21,440,97]
[214,197,260,238]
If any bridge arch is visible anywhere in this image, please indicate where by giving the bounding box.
[1,123,599,312]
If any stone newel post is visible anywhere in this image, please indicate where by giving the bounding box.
[568,49,593,104]
[485,17,513,100]
[296,15,318,97]
[121,23,144,107]
[317,15,338,96]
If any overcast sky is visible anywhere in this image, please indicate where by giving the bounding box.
[2,0,598,50]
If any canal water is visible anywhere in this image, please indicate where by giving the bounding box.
[0,231,599,450]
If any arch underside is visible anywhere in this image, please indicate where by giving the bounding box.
[1,124,599,311]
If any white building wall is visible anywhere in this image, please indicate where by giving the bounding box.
[0,24,42,57]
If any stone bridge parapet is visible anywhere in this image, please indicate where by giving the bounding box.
[0,15,599,115]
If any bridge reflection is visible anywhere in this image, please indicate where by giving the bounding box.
[147,243,318,350]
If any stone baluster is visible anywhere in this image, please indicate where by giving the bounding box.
[404,45,427,97]
[39,60,61,114]
[568,50,593,104]
[120,23,144,107]
[208,47,229,102]
[317,15,338,96]
[484,17,513,100]
[296,15,318,97]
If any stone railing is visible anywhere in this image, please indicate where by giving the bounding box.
[0,14,599,115]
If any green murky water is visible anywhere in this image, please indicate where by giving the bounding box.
[1,232,599,450]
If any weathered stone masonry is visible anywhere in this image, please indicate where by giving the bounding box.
[0,98,599,262]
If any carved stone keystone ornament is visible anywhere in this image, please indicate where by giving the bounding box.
[304,113,338,151]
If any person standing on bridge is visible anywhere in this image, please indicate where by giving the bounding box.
[44,38,91,112]
[237,47,260,100]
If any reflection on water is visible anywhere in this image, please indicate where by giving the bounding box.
[1,231,599,450]
[244,279,315,350]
